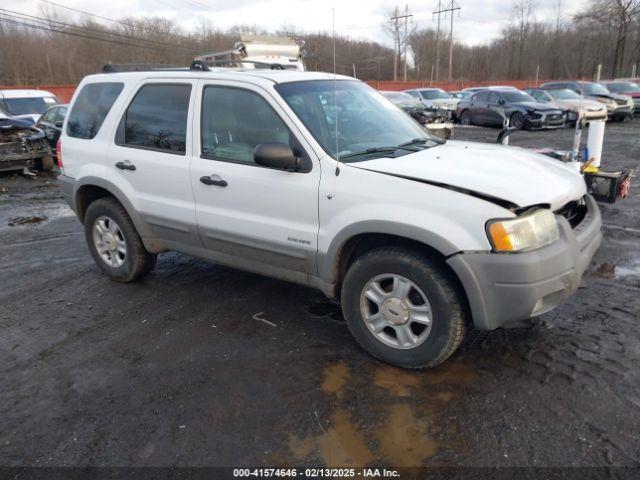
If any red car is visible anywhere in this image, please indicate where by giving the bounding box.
[603,81,640,116]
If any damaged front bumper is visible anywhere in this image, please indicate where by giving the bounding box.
[0,126,51,172]
[447,194,602,330]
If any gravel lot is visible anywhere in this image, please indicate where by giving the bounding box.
[1,122,639,471]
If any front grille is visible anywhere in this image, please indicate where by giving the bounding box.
[556,196,588,228]
[615,98,627,106]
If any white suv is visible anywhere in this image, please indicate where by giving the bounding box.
[57,67,602,368]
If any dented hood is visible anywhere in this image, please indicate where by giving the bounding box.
[351,140,586,210]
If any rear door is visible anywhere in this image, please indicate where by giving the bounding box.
[472,92,490,124]
[190,80,321,277]
[108,80,200,248]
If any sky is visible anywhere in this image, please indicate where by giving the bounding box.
[6,0,590,47]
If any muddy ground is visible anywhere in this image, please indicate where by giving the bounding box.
[1,122,639,472]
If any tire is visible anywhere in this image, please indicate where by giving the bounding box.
[35,154,54,171]
[460,110,472,126]
[84,197,156,282]
[341,247,467,369]
[509,112,525,130]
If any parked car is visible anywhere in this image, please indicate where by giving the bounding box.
[462,86,519,94]
[525,88,607,123]
[380,91,450,125]
[404,88,459,114]
[601,81,640,115]
[455,88,566,129]
[0,90,60,124]
[540,81,633,121]
[58,68,601,368]
[36,104,68,158]
[449,90,473,100]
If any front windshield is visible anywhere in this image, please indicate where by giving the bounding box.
[548,89,581,100]
[382,92,419,107]
[275,80,436,161]
[607,82,640,93]
[582,83,610,96]
[420,89,450,100]
[501,91,535,103]
[3,97,57,115]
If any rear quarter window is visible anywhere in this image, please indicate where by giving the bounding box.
[67,82,124,139]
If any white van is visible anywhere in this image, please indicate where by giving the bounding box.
[57,67,602,368]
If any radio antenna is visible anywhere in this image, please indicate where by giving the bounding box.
[333,7,340,176]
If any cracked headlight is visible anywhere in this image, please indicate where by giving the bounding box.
[487,209,559,253]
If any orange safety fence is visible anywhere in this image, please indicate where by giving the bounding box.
[366,79,548,91]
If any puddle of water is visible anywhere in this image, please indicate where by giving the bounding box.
[422,362,477,385]
[374,366,421,397]
[7,215,47,226]
[289,409,374,467]
[321,363,350,399]
[376,404,437,466]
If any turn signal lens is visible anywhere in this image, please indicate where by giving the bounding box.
[487,209,559,253]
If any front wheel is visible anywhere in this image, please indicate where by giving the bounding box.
[341,247,467,368]
[509,112,525,130]
[460,110,472,125]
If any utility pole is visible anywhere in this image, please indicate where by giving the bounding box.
[390,6,413,82]
[434,0,442,82]
[433,0,460,83]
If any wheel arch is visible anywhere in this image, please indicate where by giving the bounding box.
[73,177,162,252]
[320,223,465,302]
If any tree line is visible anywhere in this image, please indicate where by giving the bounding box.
[0,0,638,86]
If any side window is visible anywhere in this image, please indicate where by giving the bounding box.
[67,82,124,139]
[118,84,191,154]
[40,108,56,123]
[487,93,499,104]
[474,92,488,102]
[201,86,293,165]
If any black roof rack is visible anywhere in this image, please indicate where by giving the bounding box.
[102,63,182,73]
[193,59,287,70]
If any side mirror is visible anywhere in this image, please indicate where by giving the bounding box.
[254,143,300,171]
[497,99,506,105]
[54,121,63,128]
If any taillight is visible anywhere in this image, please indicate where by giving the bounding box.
[56,139,63,173]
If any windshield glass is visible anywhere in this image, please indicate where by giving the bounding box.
[275,80,435,161]
[606,82,640,93]
[420,89,450,100]
[581,83,609,96]
[382,92,419,107]
[501,91,535,103]
[3,97,57,115]
[548,89,581,100]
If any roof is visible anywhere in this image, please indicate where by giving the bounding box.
[83,69,353,86]
[0,89,57,98]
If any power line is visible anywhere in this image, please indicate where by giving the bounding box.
[433,0,461,82]
[38,0,132,27]
[0,8,197,53]
[0,16,189,53]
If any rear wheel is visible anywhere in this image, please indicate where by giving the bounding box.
[341,247,467,368]
[84,197,156,282]
[460,110,472,125]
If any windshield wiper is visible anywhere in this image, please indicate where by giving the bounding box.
[399,137,444,147]
[340,144,426,160]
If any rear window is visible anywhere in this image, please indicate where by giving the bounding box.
[117,84,191,154]
[67,82,124,139]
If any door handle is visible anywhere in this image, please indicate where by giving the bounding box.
[200,175,227,187]
[115,161,136,171]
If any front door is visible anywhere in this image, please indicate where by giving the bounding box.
[190,81,321,278]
